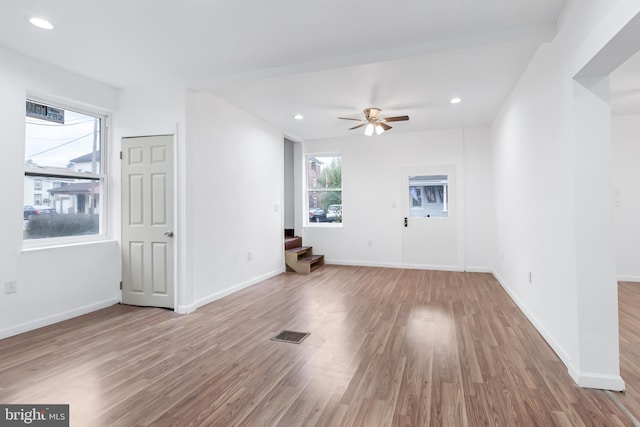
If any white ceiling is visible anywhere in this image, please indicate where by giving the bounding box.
[1,0,636,141]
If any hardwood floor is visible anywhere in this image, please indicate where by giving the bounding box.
[0,266,635,426]
[618,281,640,423]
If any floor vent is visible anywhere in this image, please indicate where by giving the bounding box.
[271,330,310,344]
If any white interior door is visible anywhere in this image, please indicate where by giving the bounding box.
[121,135,174,308]
[402,166,458,269]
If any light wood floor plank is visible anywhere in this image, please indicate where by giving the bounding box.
[0,266,637,426]
[617,281,640,423]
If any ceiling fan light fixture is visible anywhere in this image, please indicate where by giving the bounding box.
[293,114,304,120]
[340,107,409,135]
[450,97,462,104]
[364,123,374,136]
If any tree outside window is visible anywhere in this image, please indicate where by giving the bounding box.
[306,155,342,223]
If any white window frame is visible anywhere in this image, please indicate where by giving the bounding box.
[23,96,109,248]
[305,152,343,228]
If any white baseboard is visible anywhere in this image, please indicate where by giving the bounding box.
[325,259,464,271]
[492,269,626,391]
[617,275,640,283]
[175,304,197,315]
[192,267,284,311]
[491,270,573,370]
[464,266,493,273]
[326,259,493,273]
[570,370,625,391]
[0,297,120,340]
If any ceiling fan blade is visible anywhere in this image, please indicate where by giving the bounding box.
[379,122,392,131]
[338,117,364,121]
[349,123,367,130]
[383,115,409,122]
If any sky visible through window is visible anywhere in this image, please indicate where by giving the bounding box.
[25,108,100,171]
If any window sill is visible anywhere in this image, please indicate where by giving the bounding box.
[22,235,115,252]
[305,222,343,228]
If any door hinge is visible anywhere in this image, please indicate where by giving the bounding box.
[119,281,123,290]
[119,151,123,160]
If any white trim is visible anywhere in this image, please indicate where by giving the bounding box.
[179,267,285,314]
[492,270,573,370]
[24,167,103,181]
[305,222,343,228]
[23,96,109,248]
[0,297,120,340]
[492,270,625,391]
[325,259,493,273]
[617,275,640,283]
[176,304,197,315]
[571,371,625,391]
[305,153,342,227]
[326,259,465,272]
[464,266,494,273]
[22,236,115,251]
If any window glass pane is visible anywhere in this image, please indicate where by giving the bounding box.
[306,155,342,223]
[26,103,101,173]
[23,176,101,240]
[409,175,448,218]
[307,156,341,190]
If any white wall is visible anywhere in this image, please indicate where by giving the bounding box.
[283,138,295,230]
[0,46,120,339]
[492,0,640,390]
[613,115,640,281]
[463,128,495,271]
[185,92,284,309]
[302,126,495,271]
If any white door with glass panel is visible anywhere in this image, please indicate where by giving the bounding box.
[121,135,174,308]
[402,167,458,268]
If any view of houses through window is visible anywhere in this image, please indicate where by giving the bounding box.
[409,175,449,218]
[306,155,342,223]
[24,100,105,240]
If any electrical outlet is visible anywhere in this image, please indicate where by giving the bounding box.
[5,280,16,294]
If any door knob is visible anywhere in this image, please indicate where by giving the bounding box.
[404,217,408,227]
[164,231,174,237]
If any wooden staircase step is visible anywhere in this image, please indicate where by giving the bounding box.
[283,236,325,274]
[299,255,323,263]
[286,246,311,254]
[285,236,303,250]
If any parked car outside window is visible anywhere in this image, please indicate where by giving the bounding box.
[326,204,342,222]
[24,205,56,220]
[309,208,327,223]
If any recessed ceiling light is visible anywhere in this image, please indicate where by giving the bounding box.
[29,17,54,30]
[293,114,304,120]
[450,97,462,104]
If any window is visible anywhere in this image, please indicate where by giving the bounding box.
[409,175,448,218]
[306,155,342,224]
[24,99,106,241]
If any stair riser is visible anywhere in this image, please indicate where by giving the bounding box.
[284,237,324,273]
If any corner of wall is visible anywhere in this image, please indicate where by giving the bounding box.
[570,370,625,391]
